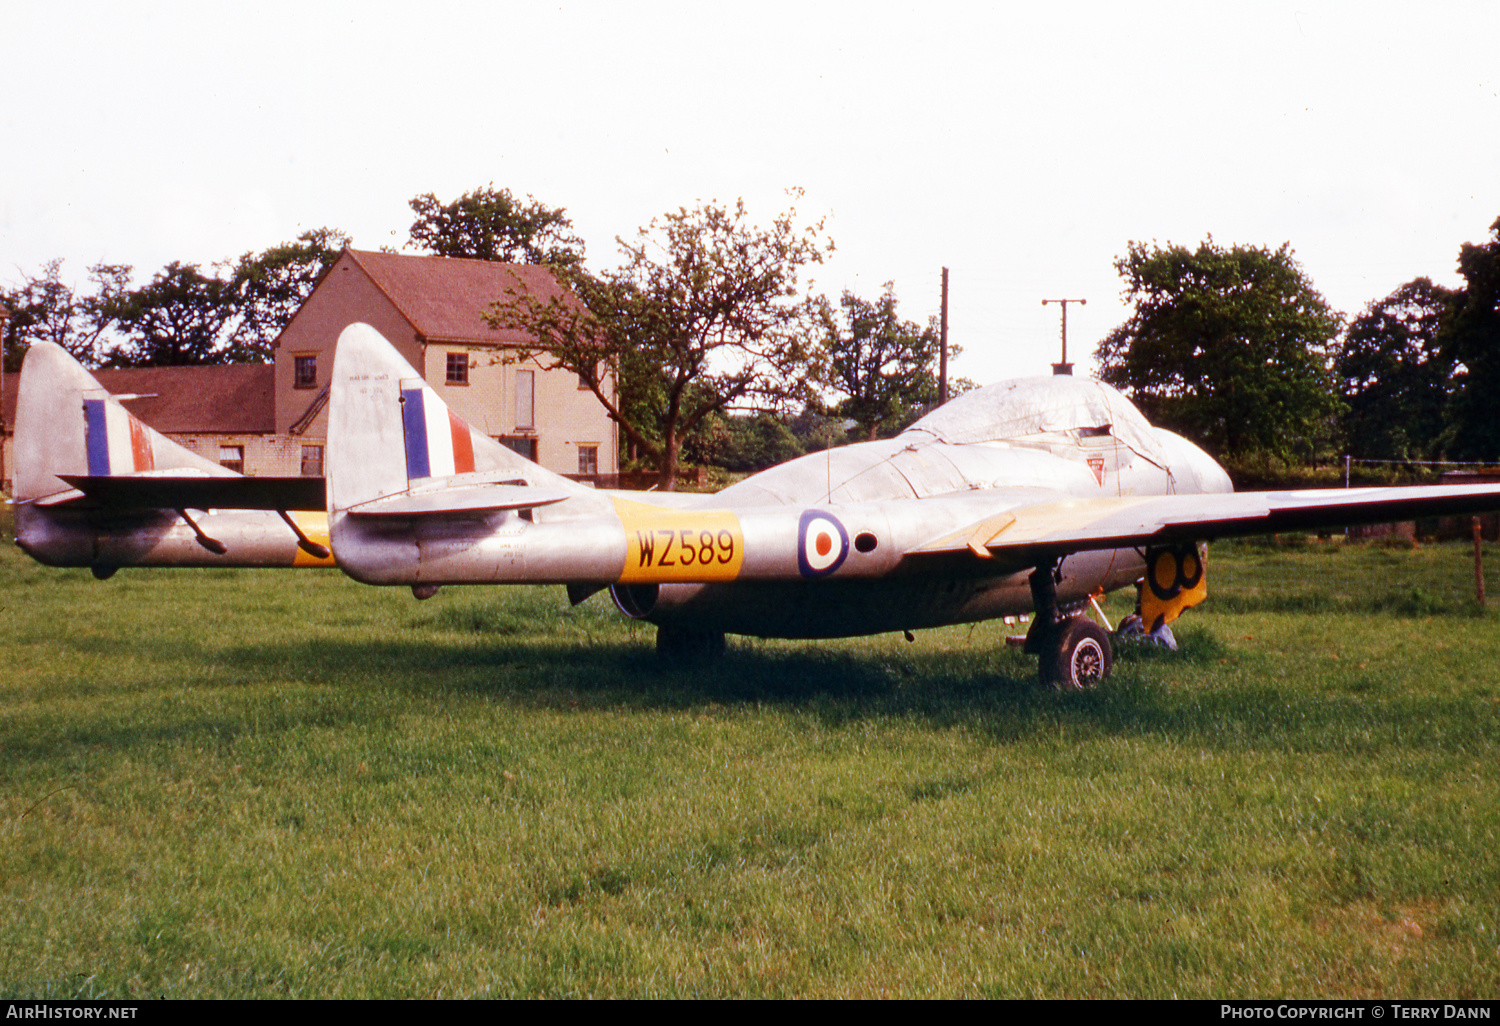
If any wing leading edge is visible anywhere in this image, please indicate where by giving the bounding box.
[912,484,1500,562]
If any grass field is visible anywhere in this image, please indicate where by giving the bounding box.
[2,516,1499,998]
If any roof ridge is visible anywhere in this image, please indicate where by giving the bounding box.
[343,249,422,338]
[348,247,544,272]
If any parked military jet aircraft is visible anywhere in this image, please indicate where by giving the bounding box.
[16,326,1500,688]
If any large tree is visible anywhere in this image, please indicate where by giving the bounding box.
[684,410,806,473]
[2,260,128,370]
[487,195,831,489]
[817,284,945,440]
[95,228,348,367]
[1337,277,1455,462]
[101,261,243,367]
[407,185,585,266]
[1095,238,1343,460]
[1440,216,1500,461]
[228,227,350,361]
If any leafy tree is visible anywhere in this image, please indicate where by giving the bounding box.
[817,284,945,439]
[1,260,128,370]
[1440,217,1500,461]
[787,403,849,453]
[228,227,350,361]
[102,262,243,367]
[408,185,585,265]
[685,411,806,473]
[487,195,831,489]
[1095,238,1344,460]
[90,228,348,367]
[1337,277,1455,462]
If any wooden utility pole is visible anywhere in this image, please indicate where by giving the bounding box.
[0,304,9,496]
[939,267,949,405]
[1042,297,1085,375]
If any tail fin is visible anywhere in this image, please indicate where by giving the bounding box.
[327,323,595,514]
[14,343,230,506]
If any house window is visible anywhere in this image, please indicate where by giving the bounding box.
[301,444,323,477]
[294,355,317,389]
[219,445,244,474]
[516,370,535,429]
[499,436,538,462]
[577,445,598,476]
[446,352,469,385]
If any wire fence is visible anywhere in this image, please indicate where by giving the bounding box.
[1199,459,1500,615]
[1208,534,1497,615]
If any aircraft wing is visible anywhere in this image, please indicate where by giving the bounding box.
[911,484,1500,561]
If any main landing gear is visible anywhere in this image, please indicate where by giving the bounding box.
[655,624,726,663]
[1024,560,1113,690]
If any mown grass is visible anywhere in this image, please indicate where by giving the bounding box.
[1212,534,1500,615]
[2,516,1498,998]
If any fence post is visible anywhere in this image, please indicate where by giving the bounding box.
[1474,516,1486,606]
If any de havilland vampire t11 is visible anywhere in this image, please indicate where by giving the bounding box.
[16,324,1500,688]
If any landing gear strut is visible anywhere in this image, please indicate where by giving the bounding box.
[1024,560,1113,689]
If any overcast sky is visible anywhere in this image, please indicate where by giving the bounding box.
[3,1,1497,383]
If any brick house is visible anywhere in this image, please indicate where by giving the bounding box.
[273,249,618,480]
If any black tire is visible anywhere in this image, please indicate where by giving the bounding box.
[655,624,726,663]
[1042,616,1113,690]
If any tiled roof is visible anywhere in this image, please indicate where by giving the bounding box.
[97,363,276,433]
[2,360,276,432]
[1,362,275,436]
[347,249,574,345]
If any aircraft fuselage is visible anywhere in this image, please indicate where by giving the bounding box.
[328,429,1209,638]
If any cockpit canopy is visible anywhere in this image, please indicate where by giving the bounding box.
[903,375,1170,469]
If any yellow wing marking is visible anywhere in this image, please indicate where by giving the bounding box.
[995,497,1157,543]
[915,497,1157,555]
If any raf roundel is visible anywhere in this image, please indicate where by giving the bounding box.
[797,509,850,578]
